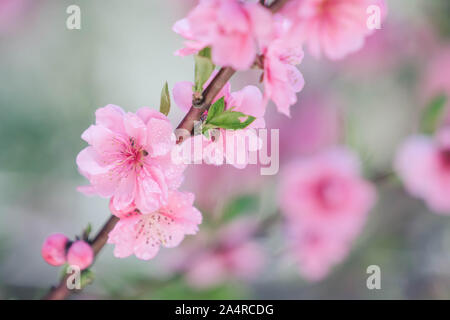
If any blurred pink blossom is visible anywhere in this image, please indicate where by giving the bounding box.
[262,15,305,116]
[423,47,450,114]
[280,147,375,235]
[182,164,264,213]
[281,0,387,60]
[173,0,273,70]
[395,127,450,214]
[41,233,68,267]
[0,0,29,35]
[288,225,354,281]
[76,105,185,214]
[279,147,376,280]
[185,241,264,288]
[268,93,341,158]
[67,241,94,270]
[178,219,265,288]
[341,21,437,75]
[108,191,202,260]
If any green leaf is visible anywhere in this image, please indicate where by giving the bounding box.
[206,97,225,122]
[80,269,95,289]
[201,123,216,136]
[159,81,171,116]
[198,47,212,59]
[194,53,214,93]
[207,110,256,130]
[82,223,92,241]
[59,263,70,280]
[222,194,259,222]
[421,94,447,135]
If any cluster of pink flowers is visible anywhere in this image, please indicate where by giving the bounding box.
[279,147,376,280]
[174,0,386,115]
[41,234,94,270]
[74,105,202,261]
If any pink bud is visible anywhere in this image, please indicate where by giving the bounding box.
[67,240,94,270]
[41,233,68,266]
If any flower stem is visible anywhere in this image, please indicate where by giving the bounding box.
[42,0,292,300]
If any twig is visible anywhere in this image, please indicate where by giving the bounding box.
[268,0,290,12]
[176,67,236,144]
[42,0,292,300]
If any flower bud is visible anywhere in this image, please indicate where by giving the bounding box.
[67,240,94,270]
[41,233,68,266]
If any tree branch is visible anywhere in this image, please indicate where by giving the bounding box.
[43,0,291,300]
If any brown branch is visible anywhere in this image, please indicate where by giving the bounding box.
[43,0,291,300]
[176,67,236,144]
[268,0,290,13]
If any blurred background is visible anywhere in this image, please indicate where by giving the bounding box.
[1,0,450,299]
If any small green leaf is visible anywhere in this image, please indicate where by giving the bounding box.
[59,263,70,280]
[222,194,259,222]
[80,269,95,289]
[82,223,92,241]
[159,81,171,116]
[201,123,216,135]
[421,94,447,135]
[194,54,214,93]
[206,97,225,122]
[208,110,256,130]
[198,47,212,59]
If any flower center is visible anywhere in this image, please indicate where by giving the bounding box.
[125,137,148,168]
[136,212,175,246]
[439,148,450,170]
[314,177,346,211]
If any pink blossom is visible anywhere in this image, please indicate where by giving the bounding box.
[67,241,94,270]
[173,0,273,70]
[340,21,437,76]
[262,15,305,116]
[424,47,450,99]
[394,127,450,213]
[288,224,351,281]
[173,79,265,168]
[271,93,341,158]
[183,219,265,288]
[185,241,264,288]
[41,233,68,266]
[280,147,376,236]
[182,164,265,213]
[107,191,202,260]
[0,0,29,35]
[279,147,376,280]
[281,0,387,60]
[76,105,185,214]
[422,47,450,121]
